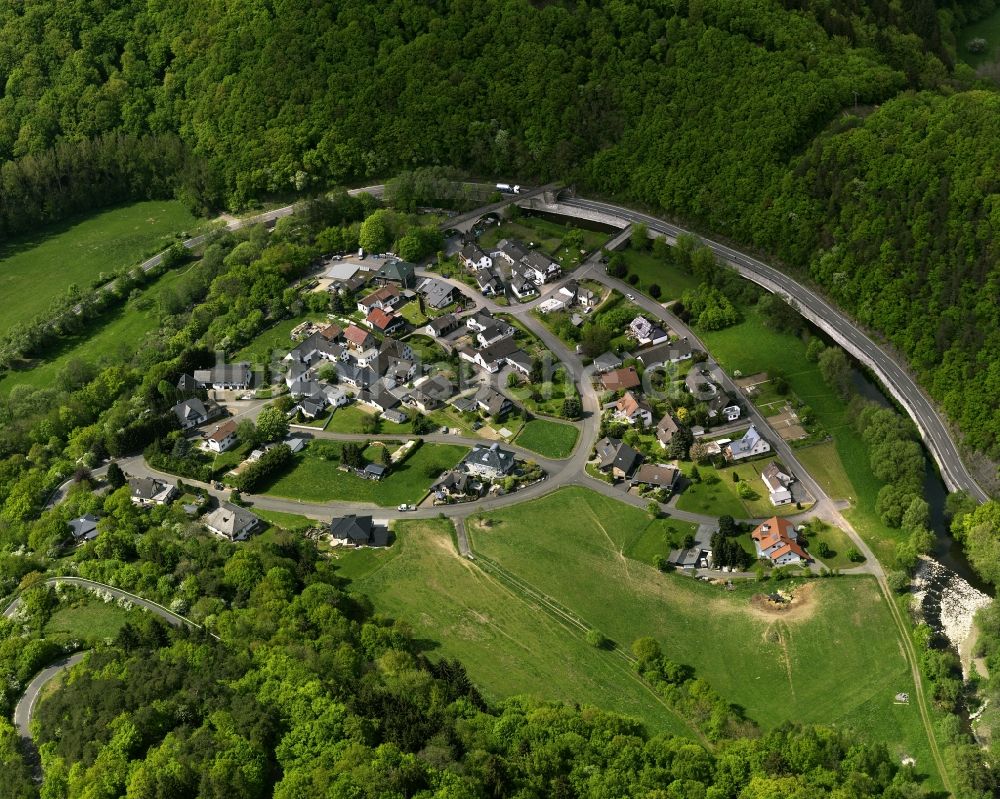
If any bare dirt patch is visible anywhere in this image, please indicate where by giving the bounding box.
[747,582,817,622]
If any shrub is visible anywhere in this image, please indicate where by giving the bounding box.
[585,629,611,649]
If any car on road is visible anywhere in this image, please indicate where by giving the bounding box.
[213,481,224,490]
[397,504,415,512]
[625,293,635,301]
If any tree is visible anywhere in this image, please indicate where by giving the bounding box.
[630,223,649,250]
[580,324,612,358]
[818,347,853,400]
[379,446,392,466]
[901,496,930,533]
[718,515,736,537]
[562,397,581,420]
[585,629,610,649]
[506,372,519,388]
[805,338,826,362]
[648,283,661,299]
[105,462,125,489]
[255,406,289,443]
[689,465,701,482]
[358,209,392,253]
[846,547,864,563]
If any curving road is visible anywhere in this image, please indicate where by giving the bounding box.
[555,196,990,503]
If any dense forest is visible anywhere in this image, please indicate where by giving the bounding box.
[0,0,998,464]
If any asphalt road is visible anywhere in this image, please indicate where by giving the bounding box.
[559,196,989,503]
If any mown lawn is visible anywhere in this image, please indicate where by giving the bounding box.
[43,600,136,645]
[514,418,580,459]
[479,215,608,269]
[471,487,938,777]
[699,307,903,562]
[958,7,1000,67]
[325,403,418,435]
[624,518,701,566]
[618,248,702,301]
[0,200,200,337]
[234,313,328,368]
[674,465,751,518]
[353,518,693,736]
[261,440,467,505]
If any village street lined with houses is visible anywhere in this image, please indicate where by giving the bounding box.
[18,182,995,792]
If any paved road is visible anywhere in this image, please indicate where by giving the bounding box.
[3,576,204,630]
[557,196,989,503]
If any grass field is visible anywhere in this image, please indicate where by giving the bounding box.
[479,215,608,269]
[513,418,579,459]
[618,249,702,300]
[353,518,693,735]
[261,440,467,505]
[958,8,1000,67]
[471,488,938,777]
[253,508,319,532]
[0,264,199,394]
[624,518,701,565]
[235,313,327,368]
[326,404,419,435]
[0,200,200,337]
[699,308,902,562]
[674,466,751,518]
[43,600,135,644]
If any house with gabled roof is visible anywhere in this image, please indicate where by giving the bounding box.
[172,397,222,430]
[761,461,794,506]
[508,263,538,299]
[203,502,261,542]
[613,391,653,426]
[475,268,504,296]
[628,317,669,346]
[601,366,641,392]
[631,463,681,493]
[193,363,252,390]
[656,414,680,448]
[475,385,514,418]
[592,352,624,374]
[460,242,492,271]
[374,259,416,289]
[424,314,461,338]
[724,425,771,461]
[68,514,100,543]
[685,367,719,401]
[416,277,457,309]
[204,420,239,453]
[595,437,642,479]
[357,284,401,314]
[366,307,406,336]
[330,514,389,547]
[751,517,809,565]
[344,324,377,352]
[476,322,515,349]
[128,477,177,507]
[636,340,693,369]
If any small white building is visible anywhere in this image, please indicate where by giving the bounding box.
[724,425,770,461]
[761,461,794,506]
[204,420,239,453]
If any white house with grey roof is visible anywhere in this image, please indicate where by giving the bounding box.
[203,502,262,541]
[193,363,252,390]
[463,443,516,480]
[724,425,771,461]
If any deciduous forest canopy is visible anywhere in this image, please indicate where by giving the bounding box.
[1,0,998,459]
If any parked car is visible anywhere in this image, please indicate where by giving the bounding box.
[625,293,635,301]
[397,504,415,512]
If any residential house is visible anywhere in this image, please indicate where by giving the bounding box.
[751,517,809,565]
[592,352,623,374]
[462,337,526,374]
[655,414,680,448]
[382,409,407,425]
[68,514,100,543]
[685,367,718,401]
[504,347,532,376]
[559,279,598,307]
[416,277,456,309]
[359,383,401,413]
[668,546,712,570]
[424,314,461,338]
[761,461,794,506]
[601,366,641,392]
[466,309,499,333]
[475,268,504,296]
[628,317,669,346]
[366,307,406,336]
[595,437,642,479]
[337,361,378,390]
[460,242,492,271]
[203,502,261,542]
[724,425,771,461]
[520,250,561,284]
[613,391,653,426]
[296,397,328,420]
[193,363,252,390]
[172,398,221,430]
[330,514,389,547]
[374,259,416,289]
[357,284,401,314]
[205,420,239,453]
[128,477,177,507]
[176,374,199,393]
[464,443,516,480]
[493,238,531,266]
[508,263,538,299]
[379,338,414,362]
[286,331,344,366]
[475,321,515,348]
[433,469,475,500]
[631,463,681,493]
[344,324,377,353]
[475,385,514,418]
[635,340,693,369]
